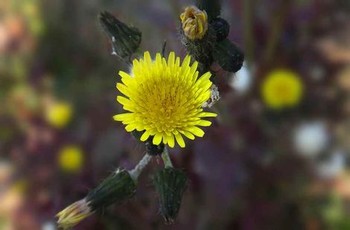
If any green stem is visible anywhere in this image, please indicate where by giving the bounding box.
[161,147,173,168]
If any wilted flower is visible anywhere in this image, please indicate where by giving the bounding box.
[114,51,217,148]
[261,69,303,109]
[180,6,208,40]
[57,169,136,229]
[56,199,92,230]
[58,145,84,173]
[45,101,72,129]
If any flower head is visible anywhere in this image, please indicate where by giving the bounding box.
[180,6,208,40]
[261,69,303,109]
[114,52,217,148]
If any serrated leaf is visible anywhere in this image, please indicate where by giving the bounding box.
[99,11,142,59]
[212,39,244,72]
[195,0,221,21]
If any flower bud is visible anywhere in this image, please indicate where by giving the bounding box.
[180,6,208,40]
[86,169,136,211]
[180,6,216,65]
[153,167,187,224]
[57,169,136,229]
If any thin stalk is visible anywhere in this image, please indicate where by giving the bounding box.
[161,147,173,168]
[128,153,152,181]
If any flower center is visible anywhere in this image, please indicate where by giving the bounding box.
[134,76,197,133]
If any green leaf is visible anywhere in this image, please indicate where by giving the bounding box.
[99,11,142,59]
[212,39,244,72]
[195,0,221,21]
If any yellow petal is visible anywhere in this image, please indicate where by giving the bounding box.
[125,124,136,132]
[188,126,205,137]
[144,51,152,64]
[140,131,151,141]
[113,113,133,121]
[117,96,131,106]
[175,133,186,148]
[199,112,217,117]
[116,83,130,96]
[197,120,212,127]
[180,130,195,140]
[166,134,175,148]
[153,133,163,145]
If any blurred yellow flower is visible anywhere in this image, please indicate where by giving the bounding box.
[114,52,217,148]
[180,6,208,40]
[45,101,72,129]
[261,69,303,109]
[58,145,83,173]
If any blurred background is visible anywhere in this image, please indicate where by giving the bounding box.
[1,0,350,229]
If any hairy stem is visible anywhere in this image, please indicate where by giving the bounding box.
[161,147,173,168]
[128,153,152,181]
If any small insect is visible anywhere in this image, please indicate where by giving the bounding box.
[145,140,164,156]
[132,130,164,156]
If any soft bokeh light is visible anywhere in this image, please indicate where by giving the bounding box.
[57,145,84,173]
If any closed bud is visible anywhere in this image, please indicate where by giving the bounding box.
[153,167,187,224]
[86,169,136,212]
[56,169,136,229]
[180,6,216,65]
[180,6,208,40]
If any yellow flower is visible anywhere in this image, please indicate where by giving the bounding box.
[180,6,208,40]
[45,101,72,128]
[261,69,303,109]
[56,199,92,230]
[114,52,217,148]
[58,145,83,173]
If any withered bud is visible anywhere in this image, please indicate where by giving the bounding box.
[180,6,208,40]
